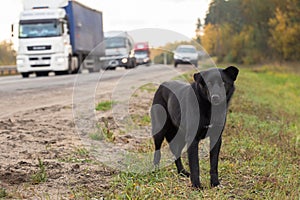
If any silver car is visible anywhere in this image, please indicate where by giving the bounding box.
[173,45,198,67]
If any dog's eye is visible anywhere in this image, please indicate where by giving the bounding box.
[216,82,224,87]
[206,81,212,86]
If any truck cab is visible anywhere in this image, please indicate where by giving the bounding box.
[17,7,75,77]
[101,31,136,70]
[16,0,104,77]
[134,42,151,66]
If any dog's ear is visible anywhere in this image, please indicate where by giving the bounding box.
[193,72,202,83]
[193,72,206,87]
[224,66,239,81]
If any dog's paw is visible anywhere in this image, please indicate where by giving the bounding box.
[179,169,190,177]
[210,180,220,188]
[214,184,225,189]
[153,163,160,169]
[192,183,203,190]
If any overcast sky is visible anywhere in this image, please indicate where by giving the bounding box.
[0,0,210,46]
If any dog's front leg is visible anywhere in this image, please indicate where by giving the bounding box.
[187,139,201,188]
[210,136,222,187]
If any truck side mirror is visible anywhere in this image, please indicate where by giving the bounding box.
[63,23,69,35]
[11,24,14,37]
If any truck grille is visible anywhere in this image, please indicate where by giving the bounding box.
[29,57,51,61]
[27,45,51,51]
[29,56,51,67]
[31,64,50,67]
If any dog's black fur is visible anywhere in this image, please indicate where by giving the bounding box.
[151,66,239,188]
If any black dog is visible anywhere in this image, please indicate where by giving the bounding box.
[151,66,239,188]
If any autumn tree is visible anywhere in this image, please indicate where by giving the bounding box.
[201,0,300,63]
[0,40,16,65]
[201,23,218,57]
[195,18,202,44]
[268,0,300,61]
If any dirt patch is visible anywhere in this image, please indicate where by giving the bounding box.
[94,84,156,152]
[0,104,115,199]
[0,84,158,198]
[0,65,196,198]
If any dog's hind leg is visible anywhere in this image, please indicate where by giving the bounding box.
[153,131,164,167]
[175,157,190,177]
[151,103,168,167]
[167,132,190,177]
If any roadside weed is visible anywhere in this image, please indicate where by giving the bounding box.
[31,158,47,184]
[95,100,116,111]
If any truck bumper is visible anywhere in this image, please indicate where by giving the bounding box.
[136,57,150,65]
[17,53,69,73]
[100,56,131,68]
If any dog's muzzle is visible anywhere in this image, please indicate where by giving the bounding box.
[211,94,221,105]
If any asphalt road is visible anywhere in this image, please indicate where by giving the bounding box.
[0,64,194,118]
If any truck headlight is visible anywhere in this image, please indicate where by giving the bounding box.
[17,59,25,67]
[56,57,65,63]
[121,58,128,63]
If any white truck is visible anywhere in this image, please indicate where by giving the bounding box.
[15,0,105,77]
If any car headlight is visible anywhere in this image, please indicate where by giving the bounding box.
[174,54,179,59]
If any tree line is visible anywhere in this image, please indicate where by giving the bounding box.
[0,40,16,66]
[201,0,300,64]
[2,0,299,66]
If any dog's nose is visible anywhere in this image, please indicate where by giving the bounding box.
[211,94,221,105]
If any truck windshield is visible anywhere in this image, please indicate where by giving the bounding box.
[19,19,62,38]
[105,37,126,49]
[135,51,148,57]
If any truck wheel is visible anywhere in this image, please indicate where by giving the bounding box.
[127,59,136,69]
[71,56,79,74]
[55,71,65,76]
[132,60,137,68]
[88,68,95,73]
[36,72,49,76]
[36,72,48,77]
[67,55,73,74]
[21,73,29,78]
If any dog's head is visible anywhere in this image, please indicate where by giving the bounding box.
[193,66,239,105]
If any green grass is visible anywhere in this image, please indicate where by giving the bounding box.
[95,100,116,111]
[103,65,300,199]
[59,147,92,163]
[131,114,151,127]
[31,158,47,184]
[89,120,115,143]
[0,188,7,198]
[139,83,158,93]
